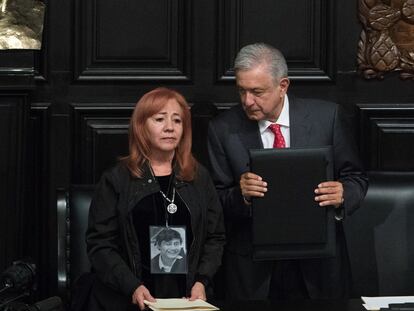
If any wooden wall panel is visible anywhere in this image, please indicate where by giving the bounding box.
[191,103,220,167]
[0,93,29,271]
[74,0,192,81]
[34,7,49,82]
[25,104,50,297]
[216,0,334,81]
[0,51,37,75]
[71,104,133,184]
[358,104,414,171]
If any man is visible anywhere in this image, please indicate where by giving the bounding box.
[151,228,187,274]
[207,43,368,300]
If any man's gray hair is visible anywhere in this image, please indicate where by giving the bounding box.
[234,43,288,81]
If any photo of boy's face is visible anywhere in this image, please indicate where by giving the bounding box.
[158,238,182,260]
[150,226,187,274]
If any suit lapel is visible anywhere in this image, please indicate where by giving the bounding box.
[289,97,312,148]
[232,100,314,149]
[237,109,263,150]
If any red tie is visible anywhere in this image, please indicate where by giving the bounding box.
[268,124,286,148]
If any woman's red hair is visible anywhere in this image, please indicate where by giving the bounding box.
[122,87,197,181]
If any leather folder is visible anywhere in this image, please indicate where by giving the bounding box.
[249,146,335,260]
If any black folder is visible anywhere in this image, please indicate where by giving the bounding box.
[249,146,335,260]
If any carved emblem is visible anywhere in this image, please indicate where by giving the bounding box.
[358,0,414,79]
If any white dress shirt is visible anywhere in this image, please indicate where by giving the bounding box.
[258,94,290,148]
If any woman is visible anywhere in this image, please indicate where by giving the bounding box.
[85,87,225,310]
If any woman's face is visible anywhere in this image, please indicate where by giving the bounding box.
[145,99,184,158]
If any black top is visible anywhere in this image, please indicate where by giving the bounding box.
[132,174,193,298]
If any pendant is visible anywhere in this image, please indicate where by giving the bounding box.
[167,203,178,214]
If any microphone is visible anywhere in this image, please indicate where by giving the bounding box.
[0,261,36,294]
[25,296,63,311]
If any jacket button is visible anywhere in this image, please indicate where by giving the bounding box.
[148,179,152,183]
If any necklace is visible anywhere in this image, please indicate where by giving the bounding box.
[159,187,177,214]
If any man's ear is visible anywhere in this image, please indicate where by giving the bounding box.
[279,78,290,96]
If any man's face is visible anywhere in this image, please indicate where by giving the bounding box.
[236,65,289,122]
[158,238,182,260]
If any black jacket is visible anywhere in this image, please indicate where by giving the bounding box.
[86,162,225,298]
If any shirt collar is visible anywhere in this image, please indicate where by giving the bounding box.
[258,94,290,134]
[158,254,183,272]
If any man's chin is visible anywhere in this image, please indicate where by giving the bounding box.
[246,113,262,121]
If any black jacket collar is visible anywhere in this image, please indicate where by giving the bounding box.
[127,162,187,213]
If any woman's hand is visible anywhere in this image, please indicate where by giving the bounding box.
[189,281,206,301]
[132,285,156,310]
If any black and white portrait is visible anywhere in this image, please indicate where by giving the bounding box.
[150,226,187,274]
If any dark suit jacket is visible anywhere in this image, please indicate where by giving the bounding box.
[207,97,368,298]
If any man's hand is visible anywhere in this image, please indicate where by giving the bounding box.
[240,172,267,203]
[132,284,156,310]
[189,281,206,301]
[314,181,344,208]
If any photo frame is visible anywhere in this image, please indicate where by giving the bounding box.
[149,226,187,274]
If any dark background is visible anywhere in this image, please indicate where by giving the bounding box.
[1,0,413,300]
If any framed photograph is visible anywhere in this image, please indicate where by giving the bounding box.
[149,226,187,274]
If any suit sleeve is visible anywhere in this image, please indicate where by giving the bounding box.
[207,120,252,219]
[333,105,369,216]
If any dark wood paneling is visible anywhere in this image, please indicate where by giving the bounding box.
[216,0,334,82]
[25,104,50,298]
[74,0,192,81]
[0,51,37,75]
[358,104,414,171]
[0,93,29,271]
[191,103,220,168]
[34,0,49,82]
[71,104,133,183]
[0,49,47,81]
